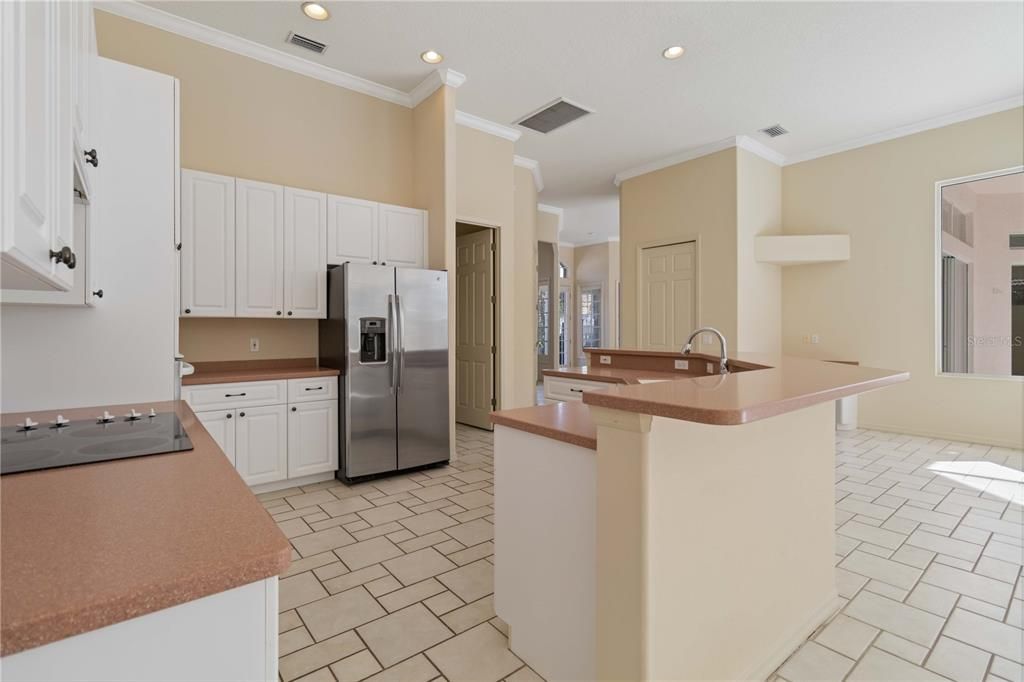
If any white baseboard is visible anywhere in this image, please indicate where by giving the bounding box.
[249,471,334,494]
[740,592,842,682]
[858,422,1023,450]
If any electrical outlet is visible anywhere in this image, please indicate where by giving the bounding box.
[702,333,713,345]
[706,362,714,374]
[810,334,820,344]
[250,337,260,352]
[674,359,689,370]
[599,355,612,365]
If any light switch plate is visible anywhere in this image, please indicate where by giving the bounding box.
[250,337,260,352]
[674,359,688,370]
[599,355,612,365]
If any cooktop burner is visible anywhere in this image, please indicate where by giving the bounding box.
[1,411,193,475]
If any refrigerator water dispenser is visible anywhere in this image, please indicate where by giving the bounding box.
[360,317,387,363]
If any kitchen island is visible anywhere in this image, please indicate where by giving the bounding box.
[492,349,908,682]
[1,400,291,681]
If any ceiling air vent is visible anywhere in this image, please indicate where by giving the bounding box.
[516,98,592,134]
[759,124,789,138]
[287,32,327,54]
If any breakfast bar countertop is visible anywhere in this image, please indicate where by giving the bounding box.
[0,400,291,656]
[491,401,597,450]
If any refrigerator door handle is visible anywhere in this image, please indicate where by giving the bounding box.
[387,294,398,394]
[395,293,406,392]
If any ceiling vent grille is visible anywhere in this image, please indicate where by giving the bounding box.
[759,124,789,138]
[287,32,327,54]
[516,98,592,134]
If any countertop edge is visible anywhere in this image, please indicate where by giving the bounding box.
[182,367,340,385]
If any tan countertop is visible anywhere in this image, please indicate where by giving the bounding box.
[579,352,907,425]
[495,350,908,442]
[490,401,596,450]
[0,400,292,656]
[182,358,340,385]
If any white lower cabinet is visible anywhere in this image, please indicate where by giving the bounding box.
[288,400,338,478]
[195,409,236,466]
[235,404,288,486]
[186,377,338,487]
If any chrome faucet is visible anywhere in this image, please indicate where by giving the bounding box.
[681,327,729,375]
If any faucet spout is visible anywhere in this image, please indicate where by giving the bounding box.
[681,327,729,375]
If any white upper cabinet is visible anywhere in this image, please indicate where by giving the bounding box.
[69,0,97,196]
[284,187,327,318]
[327,195,378,265]
[378,204,427,268]
[235,179,284,318]
[1,0,72,291]
[181,170,235,316]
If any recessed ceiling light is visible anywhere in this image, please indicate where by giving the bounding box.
[662,45,685,60]
[301,2,329,21]
[420,50,444,64]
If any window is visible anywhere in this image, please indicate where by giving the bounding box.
[937,168,1024,377]
[558,286,570,366]
[579,285,602,351]
[537,283,550,356]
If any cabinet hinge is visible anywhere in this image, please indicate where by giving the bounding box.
[491,398,497,408]
[491,345,496,354]
[490,295,495,304]
[490,243,496,252]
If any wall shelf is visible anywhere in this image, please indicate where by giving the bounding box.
[754,235,850,265]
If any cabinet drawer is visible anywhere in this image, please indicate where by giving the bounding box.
[287,376,338,403]
[181,380,287,410]
[543,376,611,402]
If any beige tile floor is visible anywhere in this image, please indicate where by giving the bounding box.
[263,424,1022,682]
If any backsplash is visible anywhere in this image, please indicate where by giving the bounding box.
[179,318,317,362]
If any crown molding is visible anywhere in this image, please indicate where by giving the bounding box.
[735,135,786,166]
[409,68,467,107]
[456,111,521,142]
[537,203,564,217]
[613,137,740,186]
[96,1,465,109]
[784,95,1024,166]
[514,155,544,192]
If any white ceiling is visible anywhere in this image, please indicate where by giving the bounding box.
[142,1,1022,243]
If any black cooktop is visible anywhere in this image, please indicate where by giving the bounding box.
[1,412,194,475]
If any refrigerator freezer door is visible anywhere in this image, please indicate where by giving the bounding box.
[395,268,450,469]
[343,263,398,478]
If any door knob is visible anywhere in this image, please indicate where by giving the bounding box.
[287,311,293,316]
[291,407,297,412]
[49,246,76,269]
[276,310,282,316]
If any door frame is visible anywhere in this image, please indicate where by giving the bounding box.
[455,218,500,419]
[635,236,702,350]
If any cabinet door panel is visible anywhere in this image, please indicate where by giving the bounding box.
[235,404,287,486]
[379,204,426,268]
[196,410,236,466]
[288,400,338,478]
[236,179,284,318]
[327,195,377,265]
[0,0,64,291]
[284,187,326,319]
[181,170,234,316]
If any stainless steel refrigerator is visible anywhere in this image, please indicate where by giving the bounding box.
[320,263,450,480]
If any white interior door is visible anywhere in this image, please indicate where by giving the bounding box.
[288,400,338,478]
[379,204,426,268]
[180,170,234,316]
[327,195,377,265]
[196,409,236,466]
[455,229,495,429]
[640,241,696,351]
[283,187,326,319]
[236,179,284,318]
[235,404,287,486]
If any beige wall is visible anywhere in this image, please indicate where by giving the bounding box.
[619,148,739,352]
[736,148,783,354]
[178,319,317,361]
[96,11,417,362]
[513,167,539,405]
[96,12,414,205]
[537,209,560,243]
[454,125,521,408]
[782,107,1024,447]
